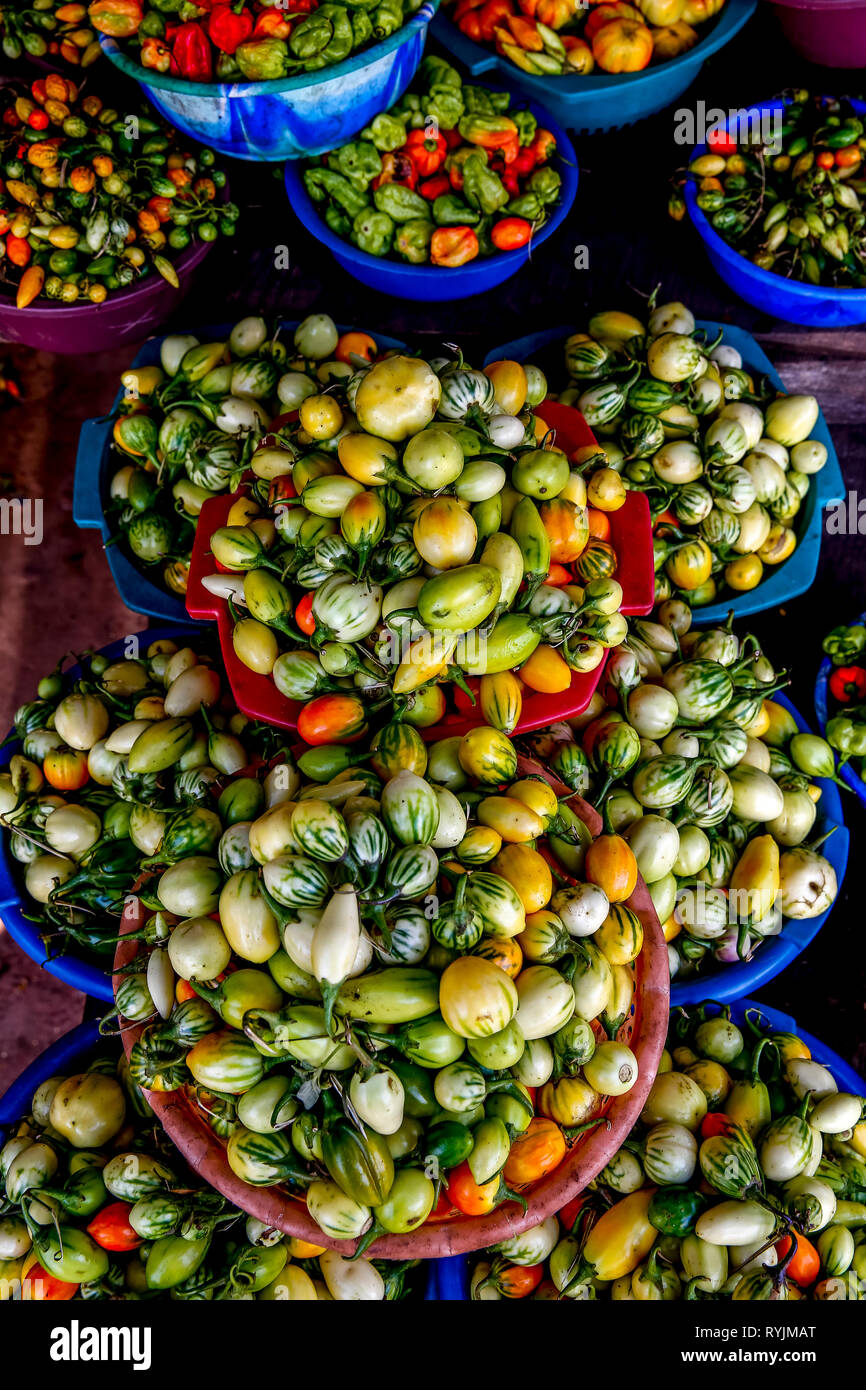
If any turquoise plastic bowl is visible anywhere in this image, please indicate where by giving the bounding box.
[98,4,438,163]
[430,0,756,134]
[284,92,578,302]
[685,97,866,326]
[483,319,845,625]
[814,608,866,808]
[426,996,865,1298]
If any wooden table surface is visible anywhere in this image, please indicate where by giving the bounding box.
[0,11,864,1088]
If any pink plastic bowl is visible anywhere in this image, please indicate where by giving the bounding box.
[768,0,866,66]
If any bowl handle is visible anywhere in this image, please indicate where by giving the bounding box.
[73,416,112,530]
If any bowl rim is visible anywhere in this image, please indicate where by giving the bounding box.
[99,0,439,99]
[432,0,756,95]
[685,94,866,304]
[284,87,579,286]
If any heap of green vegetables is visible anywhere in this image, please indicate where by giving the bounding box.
[0,1040,420,1299]
[0,633,287,961]
[520,294,827,605]
[531,595,844,982]
[467,1004,866,1301]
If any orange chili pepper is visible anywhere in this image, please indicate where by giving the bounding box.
[430,226,480,267]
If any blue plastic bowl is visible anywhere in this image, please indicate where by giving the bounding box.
[670,692,849,1007]
[0,626,198,1002]
[814,608,866,809]
[483,319,845,625]
[73,321,407,623]
[284,94,578,302]
[685,98,866,326]
[98,4,438,163]
[430,0,756,135]
[426,994,865,1297]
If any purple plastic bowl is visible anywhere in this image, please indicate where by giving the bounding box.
[768,0,866,66]
[0,236,213,355]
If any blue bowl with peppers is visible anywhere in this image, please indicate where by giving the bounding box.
[685,97,866,328]
[284,85,578,301]
[425,996,866,1300]
[98,2,440,163]
[0,627,190,1003]
[814,613,866,808]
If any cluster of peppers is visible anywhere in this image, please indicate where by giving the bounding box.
[515,294,826,603]
[302,58,562,266]
[117,711,647,1248]
[0,0,101,66]
[87,0,417,82]
[674,92,866,289]
[107,314,386,597]
[446,0,724,78]
[0,633,286,959]
[0,74,236,308]
[821,622,866,775]
[528,593,843,981]
[467,1004,866,1300]
[0,1044,420,1299]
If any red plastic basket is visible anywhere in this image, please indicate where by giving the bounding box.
[114,757,669,1258]
[186,402,654,734]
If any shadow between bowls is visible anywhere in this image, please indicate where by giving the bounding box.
[114,760,669,1258]
[283,90,579,302]
[685,97,866,327]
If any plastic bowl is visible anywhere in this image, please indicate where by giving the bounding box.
[670,692,849,1007]
[685,98,866,327]
[0,626,197,1003]
[283,92,578,302]
[115,764,669,1259]
[430,0,756,135]
[768,0,866,67]
[427,994,865,1298]
[185,404,653,735]
[73,320,403,624]
[814,608,866,809]
[98,4,438,163]
[484,319,845,626]
[0,235,213,355]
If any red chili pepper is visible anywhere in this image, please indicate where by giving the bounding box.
[404,128,448,177]
[816,150,835,169]
[296,592,316,636]
[171,20,214,82]
[86,1202,142,1253]
[207,3,254,54]
[253,10,292,38]
[707,128,737,156]
[700,1112,739,1140]
[491,217,532,250]
[501,169,520,197]
[829,665,866,703]
[418,172,451,200]
[529,128,556,163]
[511,148,536,176]
[28,110,50,131]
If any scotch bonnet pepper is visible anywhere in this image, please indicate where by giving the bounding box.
[302,61,562,268]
